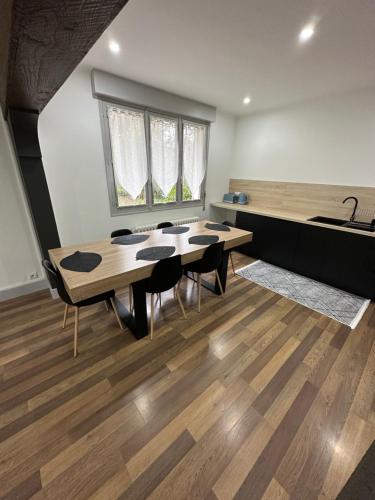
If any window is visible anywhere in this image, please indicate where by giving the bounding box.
[101,101,209,215]
[183,121,207,201]
[107,106,148,208]
[150,114,179,205]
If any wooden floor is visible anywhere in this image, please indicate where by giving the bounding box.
[0,253,374,500]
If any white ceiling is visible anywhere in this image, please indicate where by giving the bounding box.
[82,0,375,115]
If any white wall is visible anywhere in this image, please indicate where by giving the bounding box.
[39,65,236,246]
[0,114,45,298]
[233,87,375,186]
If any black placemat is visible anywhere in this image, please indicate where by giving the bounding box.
[188,235,219,245]
[60,251,102,272]
[136,246,176,261]
[205,222,231,232]
[162,226,190,235]
[111,234,150,245]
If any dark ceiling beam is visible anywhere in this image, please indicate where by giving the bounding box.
[7,0,129,112]
[0,0,13,116]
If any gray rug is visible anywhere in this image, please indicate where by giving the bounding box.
[236,260,369,329]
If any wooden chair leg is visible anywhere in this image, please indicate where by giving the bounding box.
[229,252,236,274]
[74,307,79,358]
[176,289,187,319]
[129,285,133,313]
[173,279,181,299]
[215,269,225,296]
[198,274,202,313]
[110,297,124,330]
[62,304,69,329]
[150,294,154,340]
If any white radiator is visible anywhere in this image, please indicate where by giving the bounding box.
[133,216,200,233]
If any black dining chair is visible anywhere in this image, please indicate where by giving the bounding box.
[184,241,225,312]
[222,220,236,275]
[111,228,132,238]
[157,221,173,229]
[42,259,124,357]
[110,228,133,310]
[144,254,186,339]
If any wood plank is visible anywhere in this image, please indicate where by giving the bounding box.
[126,381,225,481]
[262,479,290,500]
[40,402,143,485]
[148,385,262,499]
[321,412,375,499]
[119,431,195,499]
[213,418,274,500]
[234,382,318,499]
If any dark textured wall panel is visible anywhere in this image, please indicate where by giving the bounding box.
[7,0,129,111]
[0,0,13,115]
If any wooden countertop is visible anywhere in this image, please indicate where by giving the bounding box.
[211,201,375,237]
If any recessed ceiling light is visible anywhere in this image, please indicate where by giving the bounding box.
[109,40,120,54]
[299,24,315,43]
[243,96,251,105]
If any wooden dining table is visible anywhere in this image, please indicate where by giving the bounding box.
[49,220,253,339]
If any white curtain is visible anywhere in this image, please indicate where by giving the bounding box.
[183,122,207,199]
[150,115,178,197]
[108,107,148,200]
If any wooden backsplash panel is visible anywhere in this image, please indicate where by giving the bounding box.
[229,179,375,222]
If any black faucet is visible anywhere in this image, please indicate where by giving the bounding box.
[342,196,358,222]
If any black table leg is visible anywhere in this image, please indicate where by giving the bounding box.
[215,250,229,294]
[112,279,149,340]
[185,250,229,296]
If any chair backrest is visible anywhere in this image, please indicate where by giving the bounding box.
[42,259,73,305]
[197,241,225,274]
[144,254,183,294]
[222,220,234,227]
[157,222,173,229]
[111,228,132,238]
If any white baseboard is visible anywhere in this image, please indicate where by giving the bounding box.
[0,278,49,302]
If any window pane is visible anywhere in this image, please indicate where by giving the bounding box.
[108,106,148,206]
[150,115,179,204]
[183,121,207,201]
[116,184,146,207]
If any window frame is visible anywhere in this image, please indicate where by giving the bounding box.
[99,99,210,217]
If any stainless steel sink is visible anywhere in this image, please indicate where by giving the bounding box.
[308,216,375,232]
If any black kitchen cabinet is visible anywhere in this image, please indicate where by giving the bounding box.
[292,224,330,281]
[236,211,299,269]
[235,211,375,300]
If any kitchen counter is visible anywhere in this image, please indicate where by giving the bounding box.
[211,201,375,237]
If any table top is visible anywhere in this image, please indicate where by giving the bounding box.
[49,219,252,303]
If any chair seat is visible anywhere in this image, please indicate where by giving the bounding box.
[184,261,202,274]
[184,260,220,274]
[76,289,115,307]
[144,281,172,294]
